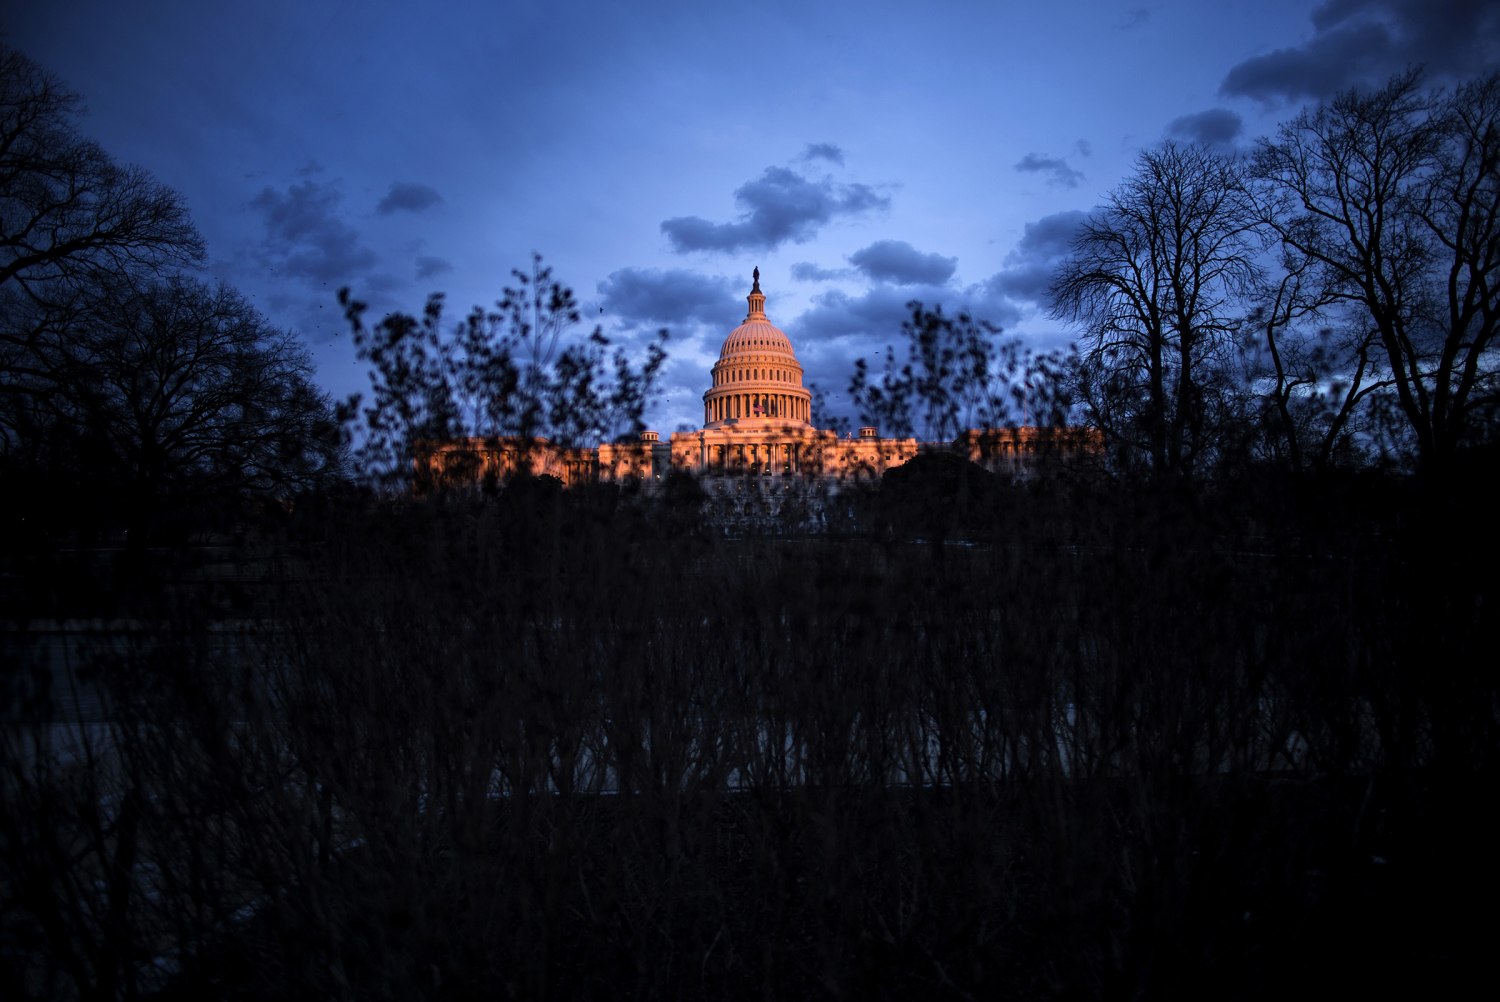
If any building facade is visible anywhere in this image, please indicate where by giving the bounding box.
[421,271,1091,508]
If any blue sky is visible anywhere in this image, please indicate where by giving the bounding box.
[7,1,1498,432]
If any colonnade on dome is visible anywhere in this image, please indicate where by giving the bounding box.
[704,392,807,424]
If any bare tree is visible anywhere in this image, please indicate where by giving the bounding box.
[1241,245,1401,472]
[849,301,1068,441]
[340,256,668,486]
[27,276,341,526]
[1,48,340,529]
[1252,70,1500,475]
[0,46,202,315]
[1052,143,1260,477]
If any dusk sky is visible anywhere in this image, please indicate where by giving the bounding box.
[7,1,1498,433]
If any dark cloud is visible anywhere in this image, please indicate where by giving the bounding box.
[593,270,761,428]
[1074,139,1093,158]
[597,267,742,328]
[248,266,401,345]
[794,285,932,346]
[248,178,379,287]
[784,281,1028,421]
[791,261,852,281]
[789,286,942,398]
[848,240,958,286]
[415,255,452,280]
[376,181,443,215]
[1221,0,1500,101]
[1014,153,1084,189]
[1166,108,1244,146]
[795,305,1078,430]
[661,166,889,253]
[801,142,846,165]
[986,210,1088,306]
[1120,7,1152,30]
[793,281,1022,350]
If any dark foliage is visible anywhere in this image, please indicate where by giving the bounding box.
[1051,143,1259,478]
[7,276,341,536]
[0,47,203,307]
[1252,70,1500,475]
[4,467,1496,999]
[874,450,998,548]
[1042,69,1500,479]
[0,47,342,539]
[339,255,668,487]
[850,301,1072,440]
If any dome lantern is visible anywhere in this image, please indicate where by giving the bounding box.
[746,266,767,321]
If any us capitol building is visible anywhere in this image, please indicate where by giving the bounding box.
[424,271,1078,519]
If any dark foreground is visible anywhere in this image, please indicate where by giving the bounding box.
[3,471,1497,999]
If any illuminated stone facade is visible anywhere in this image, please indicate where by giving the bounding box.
[421,272,1093,509]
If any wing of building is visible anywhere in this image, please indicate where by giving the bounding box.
[420,271,1096,503]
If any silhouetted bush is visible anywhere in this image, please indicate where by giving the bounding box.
[5,470,1496,999]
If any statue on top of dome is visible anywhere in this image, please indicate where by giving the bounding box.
[752,267,760,293]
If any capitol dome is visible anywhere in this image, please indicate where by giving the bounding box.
[703,270,813,427]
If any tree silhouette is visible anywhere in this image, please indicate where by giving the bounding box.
[1052,143,1259,477]
[0,46,202,340]
[80,277,339,517]
[1,48,336,533]
[1252,70,1500,475]
[340,255,668,487]
[1241,247,1398,472]
[849,301,1069,441]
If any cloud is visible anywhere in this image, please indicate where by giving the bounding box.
[1074,139,1093,158]
[801,142,846,165]
[985,210,1088,306]
[791,261,852,282]
[1120,7,1151,30]
[661,165,889,253]
[594,269,764,429]
[415,255,452,280]
[1221,0,1500,101]
[1166,108,1244,146]
[848,240,958,286]
[597,267,743,328]
[789,286,946,395]
[248,178,379,287]
[1014,153,1085,189]
[793,282,1022,350]
[794,286,934,347]
[780,281,1030,421]
[376,181,443,215]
